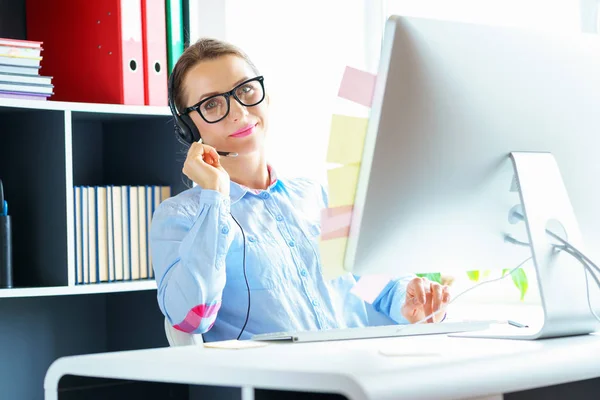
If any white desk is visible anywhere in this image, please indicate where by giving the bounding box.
[44,332,600,400]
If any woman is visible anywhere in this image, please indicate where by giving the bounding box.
[150,38,450,342]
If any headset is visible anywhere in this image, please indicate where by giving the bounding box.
[167,71,237,156]
[168,70,202,145]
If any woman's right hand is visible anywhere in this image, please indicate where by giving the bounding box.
[182,142,230,196]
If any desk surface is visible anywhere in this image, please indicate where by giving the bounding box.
[45,332,600,400]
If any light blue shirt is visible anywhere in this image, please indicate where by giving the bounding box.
[150,168,414,342]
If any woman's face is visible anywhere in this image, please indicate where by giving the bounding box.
[182,55,268,156]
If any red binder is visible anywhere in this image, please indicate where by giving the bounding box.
[141,0,168,106]
[26,0,145,105]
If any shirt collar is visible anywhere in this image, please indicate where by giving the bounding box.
[229,164,279,204]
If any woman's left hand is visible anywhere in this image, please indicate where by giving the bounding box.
[401,277,451,323]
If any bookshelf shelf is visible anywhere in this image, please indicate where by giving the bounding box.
[0,96,183,400]
[0,280,157,298]
[0,100,185,288]
[0,98,171,117]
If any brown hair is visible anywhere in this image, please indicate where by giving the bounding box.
[171,38,260,113]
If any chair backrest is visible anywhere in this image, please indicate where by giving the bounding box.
[164,317,204,346]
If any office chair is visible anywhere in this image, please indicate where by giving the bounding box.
[164,317,204,346]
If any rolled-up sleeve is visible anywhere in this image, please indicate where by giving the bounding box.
[150,189,235,334]
[371,275,416,324]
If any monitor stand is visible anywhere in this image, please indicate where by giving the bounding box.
[452,152,599,340]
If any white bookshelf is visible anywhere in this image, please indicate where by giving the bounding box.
[0,99,185,289]
[0,97,184,400]
[0,97,171,116]
[0,280,156,298]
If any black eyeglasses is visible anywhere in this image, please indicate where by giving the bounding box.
[183,76,265,124]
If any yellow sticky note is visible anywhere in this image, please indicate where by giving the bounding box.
[326,114,369,164]
[327,164,360,207]
[318,237,348,280]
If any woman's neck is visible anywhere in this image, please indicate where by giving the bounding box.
[222,152,270,190]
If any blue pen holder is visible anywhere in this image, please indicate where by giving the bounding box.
[0,190,13,289]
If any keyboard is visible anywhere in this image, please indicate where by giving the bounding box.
[251,320,493,343]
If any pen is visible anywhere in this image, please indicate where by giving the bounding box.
[508,320,528,328]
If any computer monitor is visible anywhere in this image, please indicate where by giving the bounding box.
[345,15,600,339]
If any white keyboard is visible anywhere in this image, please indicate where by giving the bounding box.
[251,320,493,343]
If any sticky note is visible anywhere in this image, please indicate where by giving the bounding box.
[327,165,360,207]
[203,340,269,350]
[318,237,349,280]
[321,205,353,240]
[350,274,393,304]
[338,66,377,107]
[326,114,369,164]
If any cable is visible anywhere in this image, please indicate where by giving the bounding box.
[533,221,600,324]
[230,213,251,340]
[581,260,600,325]
[404,255,533,328]
[584,268,600,324]
[547,232,600,277]
[509,210,600,277]
[503,233,531,248]
[503,226,600,326]
[555,244,600,324]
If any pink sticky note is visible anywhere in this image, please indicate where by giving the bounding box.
[351,275,393,304]
[338,66,376,107]
[321,205,353,240]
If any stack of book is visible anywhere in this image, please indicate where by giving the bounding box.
[73,185,171,285]
[0,38,54,100]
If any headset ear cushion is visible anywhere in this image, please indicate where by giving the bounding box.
[173,121,192,145]
[180,114,201,143]
[168,71,195,145]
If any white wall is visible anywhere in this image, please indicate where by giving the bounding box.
[188,0,373,183]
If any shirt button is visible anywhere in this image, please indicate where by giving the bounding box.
[248,236,256,242]
[288,240,295,247]
[221,226,229,234]
[260,192,270,199]
[312,299,320,307]
[276,215,283,221]
[300,270,308,277]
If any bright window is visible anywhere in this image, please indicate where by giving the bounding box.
[384,0,585,30]
[188,0,372,182]
[377,0,599,66]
